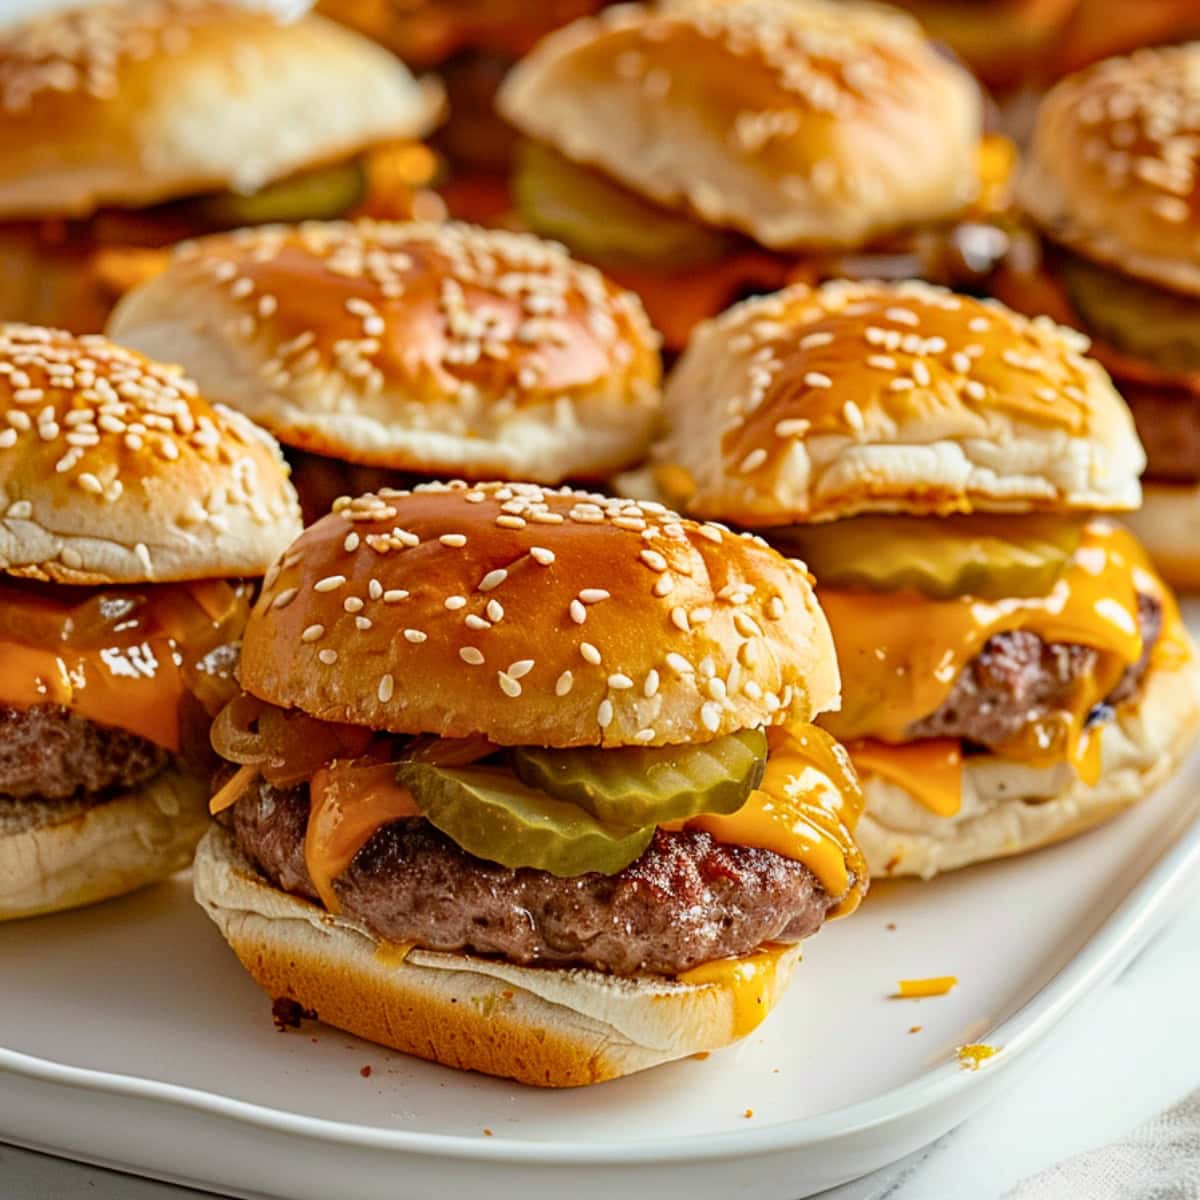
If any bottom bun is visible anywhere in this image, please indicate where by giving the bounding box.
[0,768,209,920]
[193,825,803,1087]
[1123,484,1200,591]
[856,647,1200,879]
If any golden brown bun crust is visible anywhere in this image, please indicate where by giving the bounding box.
[0,767,207,920]
[241,480,839,747]
[0,0,443,220]
[641,280,1143,526]
[107,221,662,483]
[498,0,982,251]
[194,825,803,1086]
[0,324,302,584]
[1021,45,1200,297]
[316,0,606,66]
[857,632,1200,878]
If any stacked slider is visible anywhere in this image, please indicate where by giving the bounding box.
[497,0,1012,350]
[195,480,867,1085]
[0,0,443,332]
[0,325,302,918]
[995,44,1200,587]
[628,280,1200,878]
[108,221,663,520]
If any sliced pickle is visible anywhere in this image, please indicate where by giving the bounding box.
[514,140,734,269]
[510,729,767,828]
[396,763,654,876]
[1060,252,1200,375]
[194,160,367,229]
[775,514,1086,600]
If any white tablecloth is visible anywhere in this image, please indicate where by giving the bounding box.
[6,882,1199,1200]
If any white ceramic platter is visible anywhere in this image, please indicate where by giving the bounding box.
[3,610,1200,1200]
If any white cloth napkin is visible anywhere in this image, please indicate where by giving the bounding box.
[1003,1090,1200,1199]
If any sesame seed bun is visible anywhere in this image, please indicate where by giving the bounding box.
[1020,45,1200,298]
[107,222,663,485]
[0,325,302,585]
[630,280,1143,526]
[0,0,443,220]
[497,0,982,251]
[856,632,1200,878]
[240,481,839,748]
[0,768,208,920]
[194,824,803,1086]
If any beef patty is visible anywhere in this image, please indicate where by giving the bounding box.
[1122,386,1200,483]
[226,779,838,976]
[0,705,168,801]
[908,592,1162,749]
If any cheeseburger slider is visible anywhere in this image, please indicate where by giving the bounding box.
[497,0,1013,350]
[994,45,1200,587]
[0,0,444,333]
[627,280,1200,879]
[0,325,302,919]
[315,0,609,216]
[195,481,867,1085]
[108,221,662,521]
[882,0,1079,95]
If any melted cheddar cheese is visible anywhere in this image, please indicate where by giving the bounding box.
[0,576,250,750]
[677,943,795,1038]
[821,522,1175,817]
[296,724,867,920]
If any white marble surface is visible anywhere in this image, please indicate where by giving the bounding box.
[6,881,1198,1200]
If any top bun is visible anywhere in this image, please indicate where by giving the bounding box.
[0,324,302,585]
[241,481,839,747]
[107,221,662,483]
[639,280,1143,526]
[0,0,443,220]
[1021,44,1200,297]
[498,0,982,250]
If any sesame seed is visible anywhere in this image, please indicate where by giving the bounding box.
[670,607,690,633]
[403,629,428,643]
[343,532,360,552]
[803,371,833,388]
[507,659,534,679]
[486,599,505,623]
[643,670,660,698]
[580,642,602,665]
[498,672,522,698]
[272,587,298,610]
[368,579,383,600]
[343,597,364,613]
[666,652,694,675]
[774,418,811,437]
[555,670,574,696]
[570,599,587,624]
[530,546,556,565]
[608,673,634,689]
[478,568,508,591]
[739,447,768,473]
[496,515,526,530]
[465,615,491,631]
[383,589,408,603]
[318,649,338,665]
[356,616,372,630]
[597,699,614,728]
[445,595,467,610]
[301,624,325,642]
[460,646,485,665]
[314,575,346,593]
[439,533,467,547]
[701,703,722,733]
[768,597,785,620]
[378,674,395,703]
[580,588,610,604]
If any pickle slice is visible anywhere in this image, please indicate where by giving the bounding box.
[775,514,1086,600]
[514,140,733,270]
[396,763,654,877]
[1060,251,1200,375]
[194,160,366,229]
[510,729,767,828]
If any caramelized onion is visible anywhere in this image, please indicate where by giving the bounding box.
[400,733,498,767]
